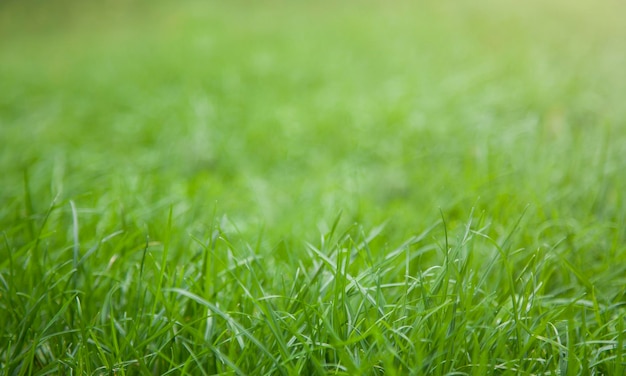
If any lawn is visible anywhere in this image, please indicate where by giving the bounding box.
[1,0,625,374]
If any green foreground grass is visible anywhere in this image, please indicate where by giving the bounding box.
[1,0,626,374]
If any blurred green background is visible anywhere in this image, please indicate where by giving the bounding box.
[2,0,625,247]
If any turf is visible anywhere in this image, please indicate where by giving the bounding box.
[1,0,625,374]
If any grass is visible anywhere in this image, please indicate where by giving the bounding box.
[1,0,625,374]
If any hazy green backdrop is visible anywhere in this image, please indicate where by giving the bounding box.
[3,0,624,244]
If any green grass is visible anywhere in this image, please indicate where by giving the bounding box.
[1,0,626,374]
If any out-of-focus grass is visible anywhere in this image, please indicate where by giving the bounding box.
[2,1,625,212]
[2,1,624,239]
[1,0,626,374]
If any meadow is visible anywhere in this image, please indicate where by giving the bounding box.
[1,0,625,374]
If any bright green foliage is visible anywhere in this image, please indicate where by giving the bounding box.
[1,0,625,374]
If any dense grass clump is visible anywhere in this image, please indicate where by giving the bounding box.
[1,0,625,374]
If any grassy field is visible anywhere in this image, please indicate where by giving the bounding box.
[1,0,626,374]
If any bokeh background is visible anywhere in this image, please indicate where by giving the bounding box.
[2,0,625,247]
